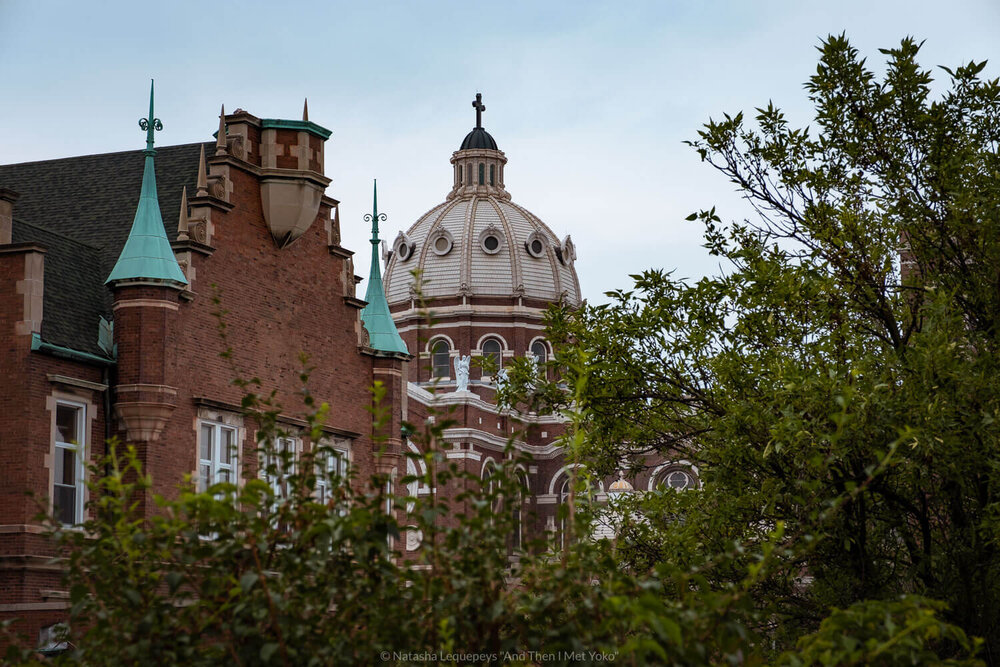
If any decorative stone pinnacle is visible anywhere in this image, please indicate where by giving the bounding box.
[177,185,190,241]
[196,144,208,197]
[138,79,163,155]
[303,98,309,121]
[472,92,485,128]
[215,104,227,156]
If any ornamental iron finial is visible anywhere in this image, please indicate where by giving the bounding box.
[138,79,163,154]
[364,179,386,244]
[472,92,485,129]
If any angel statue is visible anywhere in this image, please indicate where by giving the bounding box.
[454,354,471,392]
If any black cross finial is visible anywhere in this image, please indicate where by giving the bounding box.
[472,93,485,129]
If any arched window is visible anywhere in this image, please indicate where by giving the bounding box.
[652,464,698,492]
[478,163,485,185]
[482,460,500,517]
[510,470,528,553]
[431,340,450,379]
[466,164,471,184]
[490,164,496,186]
[457,165,462,185]
[530,340,547,368]
[558,477,572,551]
[482,338,502,378]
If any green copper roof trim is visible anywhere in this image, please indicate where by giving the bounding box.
[106,80,188,287]
[31,333,116,367]
[260,118,332,140]
[360,180,409,355]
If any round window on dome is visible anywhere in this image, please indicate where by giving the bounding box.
[482,234,502,255]
[430,230,454,256]
[525,232,547,258]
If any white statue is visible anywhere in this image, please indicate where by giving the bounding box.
[454,354,471,392]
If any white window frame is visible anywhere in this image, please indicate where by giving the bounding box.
[315,439,351,510]
[261,436,299,501]
[198,420,238,493]
[53,399,87,526]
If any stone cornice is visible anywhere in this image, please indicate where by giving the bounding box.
[191,396,362,439]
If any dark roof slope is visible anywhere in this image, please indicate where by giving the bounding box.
[0,142,209,356]
[11,221,107,356]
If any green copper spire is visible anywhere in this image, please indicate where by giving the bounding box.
[105,80,188,287]
[360,180,408,355]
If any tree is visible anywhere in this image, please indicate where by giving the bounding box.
[518,35,1000,661]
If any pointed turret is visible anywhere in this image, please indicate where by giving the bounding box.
[360,180,408,355]
[105,81,188,287]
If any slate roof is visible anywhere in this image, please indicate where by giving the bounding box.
[0,142,209,357]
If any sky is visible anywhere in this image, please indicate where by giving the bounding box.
[1,0,998,305]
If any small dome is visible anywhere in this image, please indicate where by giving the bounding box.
[460,128,498,151]
[609,474,634,493]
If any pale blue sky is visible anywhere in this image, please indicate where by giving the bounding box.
[1,0,998,304]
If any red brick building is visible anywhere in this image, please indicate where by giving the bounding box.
[0,88,684,643]
[0,86,405,640]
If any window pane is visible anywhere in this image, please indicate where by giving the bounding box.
[56,405,78,443]
[54,486,75,525]
[482,340,501,377]
[668,470,691,489]
[58,448,76,485]
[531,341,547,365]
[199,464,210,491]
[432,341,450,378]
[200,425,213,461]
[221,428,234,464]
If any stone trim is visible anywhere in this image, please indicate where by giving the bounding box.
[112,299,179,311]
[0,524,47,534]
[0,602,70,612]
[191,396,362,439]
[46,374,108,392]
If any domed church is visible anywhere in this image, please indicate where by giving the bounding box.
[362,94,599,550]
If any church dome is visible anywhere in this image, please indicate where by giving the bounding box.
[460,127,498,150]
[384,95,580,307]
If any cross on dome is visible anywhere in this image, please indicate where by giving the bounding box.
[472,93,485,128]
